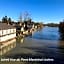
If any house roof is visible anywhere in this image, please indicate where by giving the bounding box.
[0,23,15,30]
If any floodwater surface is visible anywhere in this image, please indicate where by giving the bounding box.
[0,27,64,64]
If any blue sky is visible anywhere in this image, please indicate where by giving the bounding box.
[0,0,64,23]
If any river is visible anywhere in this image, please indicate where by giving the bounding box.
[30,26,60,40]
[0,27,64,64]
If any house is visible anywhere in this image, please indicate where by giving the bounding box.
[0,23,16,42]
[0,23,16,55]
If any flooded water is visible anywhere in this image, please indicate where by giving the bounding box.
[0,27,64,64]
[30,26,60,40]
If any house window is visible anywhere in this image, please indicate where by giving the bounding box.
[2,30,3,35]
[6,29,8,34]
[0,31,1,36]
[10,29,11,33]
[13,29,15,33]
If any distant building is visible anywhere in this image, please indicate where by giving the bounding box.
[0,23,16,43]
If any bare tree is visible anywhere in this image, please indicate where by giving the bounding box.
[19,13,22,22]
[18,11,31,22]
[23,11,31,21]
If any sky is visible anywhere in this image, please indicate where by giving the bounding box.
[0,0,64,23]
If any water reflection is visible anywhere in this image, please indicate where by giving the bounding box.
[0,39,16,55]
[16,37,24,43]
[0,37,24,56]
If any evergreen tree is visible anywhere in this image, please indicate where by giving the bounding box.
[2,16,8,23]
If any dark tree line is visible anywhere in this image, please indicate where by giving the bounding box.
[1,16,15,25]
[59,20,64,40]
[2,16,11,23]
[43,23,59,27]
[59,21,64,33]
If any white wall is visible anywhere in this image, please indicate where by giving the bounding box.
[10,29,13,33]
[13,28,16,33]
[0,30,2,36]
[7,29,11,34]
[32,24,35,28]
[10,28,16,33]
[2,30,7,35]
[0,33,16,42]
[21,27,24,32]
[0,28,16,36]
